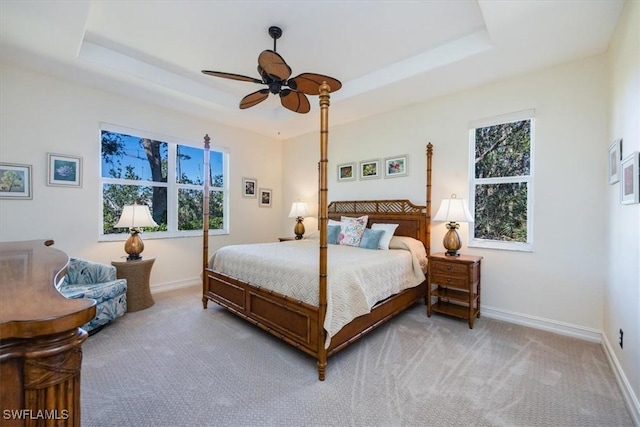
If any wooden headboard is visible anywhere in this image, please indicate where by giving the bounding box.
[327,199,430,255]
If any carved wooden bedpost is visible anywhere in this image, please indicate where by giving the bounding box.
[202,134,211,309]
[426,143,433,257]
[317,81,331,381]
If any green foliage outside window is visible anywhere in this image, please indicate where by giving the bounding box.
[473,119,531,243]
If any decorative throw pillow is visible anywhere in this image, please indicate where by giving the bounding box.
[327,225,341,244]
[328,219,342,227]
[371,223,399,250]
[359,228,385,250]
[339,215,368,247]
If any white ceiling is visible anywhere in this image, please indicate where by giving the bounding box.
[0,0,624,140]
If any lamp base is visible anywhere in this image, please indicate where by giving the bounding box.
[442,224,462,257]
[124,231,145,261]
[294,218,305,240]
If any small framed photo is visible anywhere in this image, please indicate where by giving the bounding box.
[242,177,257,198]
[608,138,622,184]
[259,188,272,207]
[384,154,408,178]
[621,152,639,205]
[337,162,355,182]
[359,159,380,180]
[0,163,32,199]
[47,153,82,187]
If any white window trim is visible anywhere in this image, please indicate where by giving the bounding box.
[98,123,229,242]
[467,110,535,252]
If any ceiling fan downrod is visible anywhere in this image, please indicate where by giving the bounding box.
[268,26,282,52]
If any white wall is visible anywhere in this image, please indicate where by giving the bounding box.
[606,0,640,420]
[283,55,609,333]
[0,63,283,290]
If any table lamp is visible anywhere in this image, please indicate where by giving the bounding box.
[433,194,473,256]
[114,204,158,260]
[288,201,309,240]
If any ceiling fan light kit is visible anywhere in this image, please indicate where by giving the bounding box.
[202,26,341,113]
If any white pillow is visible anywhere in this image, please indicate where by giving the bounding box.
[328,219,342,227]
[371,223,399,250]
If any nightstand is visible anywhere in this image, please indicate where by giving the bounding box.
[427,253,482,328]
[278,237,298,242]
[111,257,155,312]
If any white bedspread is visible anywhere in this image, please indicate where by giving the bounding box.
[209,239,427,347]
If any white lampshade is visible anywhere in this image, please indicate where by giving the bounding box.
[114,205,159,229]
[433,195,473,223]
[288,202,309,219]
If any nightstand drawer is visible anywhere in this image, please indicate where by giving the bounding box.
[431,260,468,276]
[431,273,469,290]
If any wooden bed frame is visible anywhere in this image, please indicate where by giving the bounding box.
[202,83,433,380]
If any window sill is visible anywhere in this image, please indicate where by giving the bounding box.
[468,240,533,252]
[99,229,228,242]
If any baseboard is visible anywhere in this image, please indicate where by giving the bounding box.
[150,277,200,294]
[482,305,602,343]
[602,333,640,426]
[483,305,639,425]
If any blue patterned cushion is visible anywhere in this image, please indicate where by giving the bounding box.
[328,225,341,244]
[61,279,127,304]
[359,228,385,249]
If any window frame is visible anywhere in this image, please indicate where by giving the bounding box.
[99,123,229,242]
[467,110,534,252]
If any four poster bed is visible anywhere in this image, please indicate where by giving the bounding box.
[201,82,434,380]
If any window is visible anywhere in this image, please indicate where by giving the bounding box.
[468,110,534,251]
[100,125,228,240]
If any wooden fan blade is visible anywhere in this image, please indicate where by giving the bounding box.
[258,50,292,81]
[202,70,262,84]
[289,73,342,95]
[240,89,270,109]
[279,89,310,114]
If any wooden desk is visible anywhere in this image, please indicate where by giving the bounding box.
[0,240,96,427]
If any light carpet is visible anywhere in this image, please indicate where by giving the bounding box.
[81,286,634,427]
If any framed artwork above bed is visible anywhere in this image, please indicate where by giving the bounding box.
[384,154,408,178]
[337,163,355,182]
[359,159,380,180]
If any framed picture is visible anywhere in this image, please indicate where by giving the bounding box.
[608,138,622,184]
[259,188,272,207]
[47,153,82,187]
[384,154,408,178]
[621,152,639,205]
[0,163,32,199]
[242,177,257,198]
[337,162,355,182]
[359,159,380,180]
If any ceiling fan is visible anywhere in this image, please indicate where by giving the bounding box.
[201,26,342,114]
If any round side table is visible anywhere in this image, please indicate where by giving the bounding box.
[111,257,155,312]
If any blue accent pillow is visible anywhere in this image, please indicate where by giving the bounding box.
[359,228,385,250]
[328,225,341,244]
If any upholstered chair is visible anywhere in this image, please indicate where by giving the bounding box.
[58,258,127,333]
